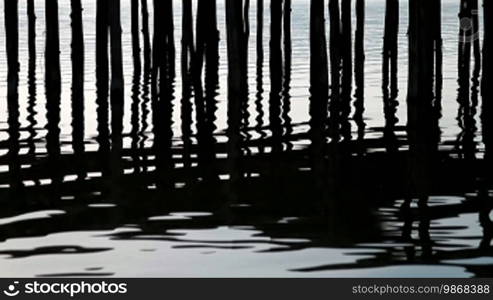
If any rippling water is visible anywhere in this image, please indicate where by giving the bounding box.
[0,0,492,277]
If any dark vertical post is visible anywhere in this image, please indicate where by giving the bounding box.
[226,0,247,193]
[328,0,341,141]
[257,0,264,70]
[71,0,86,180]
[4,0,22,190]
[131,0,142,172]
[382,0,399,149]
[482,0,493,174]
[141,0,151,73]
[282,0,293,151]
[140,0,152,166]
[28,0,35,70]
[472,0,481,72]
[152,0,175,189]
[407,0,435,203]
[340,0,352,139]
[457,0,474,158]
[27,0,37,157]
[469,0,480,159]
[203,0,220,179]
[354,0,365,141]
[310,0,330,208]
[270,0,283,155]
[255,0,266,154]
[242,0,251,157]
[433,0,442,139]
[45,0,62,185]
[310,0,329,144]
[108,0,124,176]
[131,0,141,68]
[195,0,219,182]
[165,1,176,77]
[96,0,110,173]
[434,1,442,95]
[181,0,194,172]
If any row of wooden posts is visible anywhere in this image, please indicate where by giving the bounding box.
[3,1,493,179]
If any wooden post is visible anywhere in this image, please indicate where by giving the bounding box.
[255,0,266,154]
[131,0,141,69]
[45,0,62,167]
[71,0,86,179]
[27,0,37,157]
[96,0,110,174]
[482,0,493,172]
[328,0,341,140]
[407,0,435,202]
[225,0,247,192]
[4,0,22,190]
[195,0,219,182]
[310,0,329,136]
[270,0,283,154]
[108,0,124,177]
[283,0,293,150]
[152,0,175,189]
[141,0,151,73]
[130,0,142,173]
[382,0,399,146]
[340,0,353,139]
[354,0,365,140]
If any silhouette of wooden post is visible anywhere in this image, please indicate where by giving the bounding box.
[195,0,220,182]
[241,0,251,156]
[226,0,248,194]
[471,0,481,71]
[181,0,194,172]
[310,0,329,143]
[152,0,175,189]
[270,0,283,155]
[483,0,493,175]
[131,0,141,68]
[4,0,22,190]
[27,0,38,158]
[141,0,151,73]
[108,0,124,177]
[71,0,86,180]
[458,0,472,127]
[433,0,442,130]
[328,0,341,140]
[139,0,152,170]
[407,0,435,202]
[255,0,266,154]
[340,0,352,139]
[354,0,365,139]
[309,0,332,219]
[96,0,111,177]
[5,0,19,105]
[457,0,478,160]
[28,0,35,61]
[283,0,293,150]
[283,0,292,71]
[382,0,399,146]
[45,0,62,187]
[181,0,194,84]
[130,0,142,173]
[257,0,264,71]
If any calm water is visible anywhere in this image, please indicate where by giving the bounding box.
[0,0,492,277]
